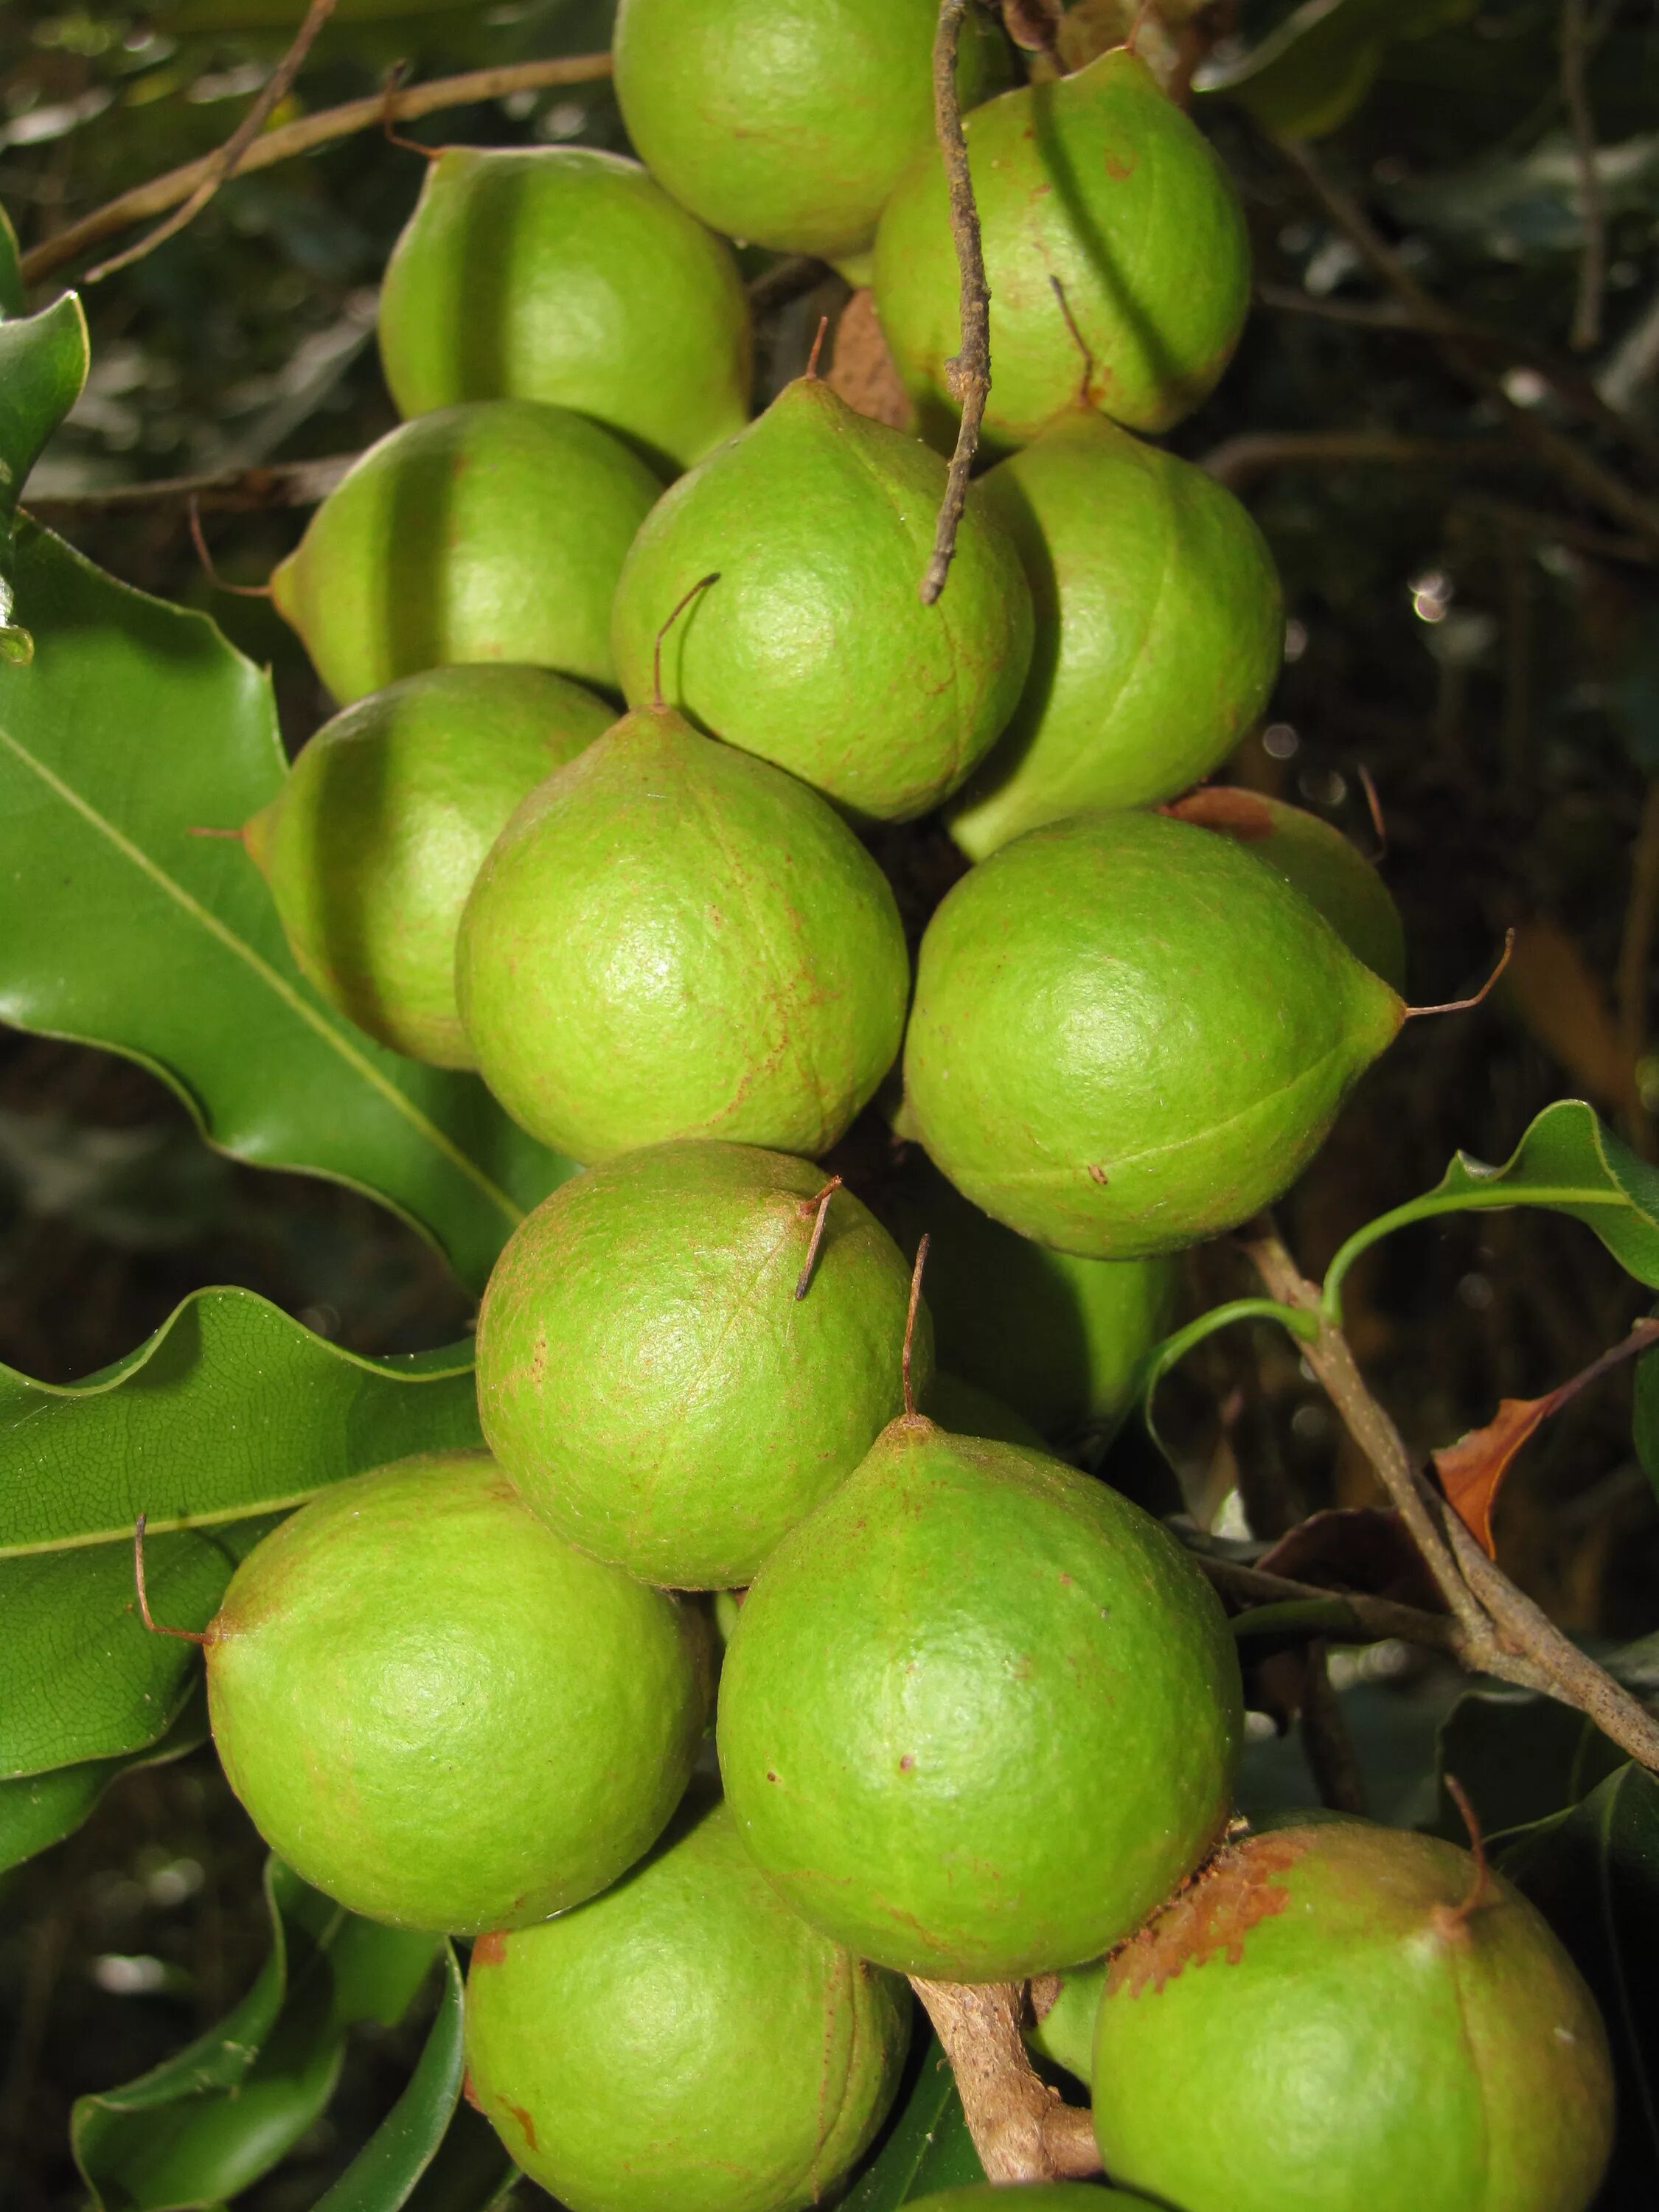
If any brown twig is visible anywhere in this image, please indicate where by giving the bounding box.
[904,1234,931,1419]
[1202,430,1504,490]
[919,0,992,608]
[1243,1225,1659,1770]
[85,0,341,282]
[908,1980,1102,2182]
[1298,1639,1368,1815]
[1404,927,1513,1018]
[1561,0,1607,352]
[20,54,613,287]
[25,453,352,522]
[1192,1552,1464,1656]
[133,1515,209,1646]
[1272,139,1659,552]
[793,1177,844,1301]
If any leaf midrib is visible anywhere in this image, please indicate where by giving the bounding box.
[0,720,521,1228]
[0,1489,326,1562]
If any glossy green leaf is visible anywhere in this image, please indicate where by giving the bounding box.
[1196,0,1475,140]
[0,1286,480,1781]
[1138,1296,1316,1460]
[0,1680,209,1877]
[841,2037,984,2210]
[0,518,574,1291]
[73,1855,440,2212]
[398,2107,517,2212]
[0,246,86,661]
[313,1947,465,2212]
[1499,1764,1659,2207]
[0,201,24,316]
[1432,1683,1623,1846]
[1324,1100,1659,1319]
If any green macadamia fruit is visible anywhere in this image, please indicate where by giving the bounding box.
[243,664,610,1065]
[718,1415,1242,1978]
[904,810,1404,1257]
[378,147,751,476]
[204,1450,711,1934]
[612,0,1012,265]
[886,1153,1179,1441]
[456,703,910,1161]
[270,400,659,703]
[476,1141,931,1589]
[611,378,1033,822]
[465,1792,911,2212]
[875,49,1250,445]
[1169,785,1409,991]
[947,414,1283,857]
[1092,1820,1615,2212]
[1024,1959,1105,2084]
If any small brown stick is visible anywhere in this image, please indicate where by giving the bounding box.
[804,314,830,380]
[1357,765,1388,860]
[908,1980,1102,2181]
[86,0,341,282]
[1435,1773,1495,1934]
[1244,1225,1659,1771]
[187,498,271,599]
[20,55,614,287]
[1194,1552,1464,1657]
[380,61,444,161]
[1561,0,1607,352]
[1404,928,1513,1018]
[652,572,720,708]
[1299,1638,1368,1815]
[133,1516,209,1646]
[919,0,992,608]
[793,1177,844,1301]
[903,1234,931,1417]
[27,453,352,521]
[1201,430,1505,492]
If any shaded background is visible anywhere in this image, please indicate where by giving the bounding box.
[3,0,1659,2204]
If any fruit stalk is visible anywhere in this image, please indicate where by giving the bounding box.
[918,0,991,607]
[1245,1222,1659,1770]
[907,1978,1102,2183]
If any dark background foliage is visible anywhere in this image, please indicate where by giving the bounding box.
[3,0,1659,2205]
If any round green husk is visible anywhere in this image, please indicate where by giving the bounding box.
[243,665,610,1065]
[718,1416,1242,1978]
[1024,1959,1105,2084]
[886,1152,1179,1439]
[612,0,1012,264]
[947,412,1282,855]
[476,1141,931,1589]
[1169,786,1409,992]
[378,147,751,476]
[465,1792,911,2212]
[611,378,1032,822]
[1093,1820,1615,2212]
[456,703,910,1160]
[269,400,659,703]
[874,49,1250,445]
[206,1450,711,1934]
[903,810,1404,1257]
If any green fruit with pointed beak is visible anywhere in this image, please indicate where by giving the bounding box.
[205,1451,711,1934]
[874,49,1250,446]
[611,377,1033,822]
[378,147,751,476]
[456,703,909,1161]
[718,1414,1242,1978]
[612,0,1012,268]
[947,411,1283,857]
[243,664,610,1065]
[465,1792,910,2212]
[1092,1820,1615,2212]
[904,810,1405,1256]
[476,1141,931,1589]
[270,401,659,703]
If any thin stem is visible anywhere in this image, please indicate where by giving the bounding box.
[908,1979,1101,2182]
[904,1234,931,1419]
[1561,0,1607,352]
[652,573,720,709]
[133,1515,209,1646]
[1404,928,1514,1018]
[28,453,352,520]
[919,0,992,608]
[86,0,341,282]
[1196,1557,1464,1657]
[1201,430,1506,492]
[1300,1638,1368,1815]
[187,498,273,599]
[20,55,614,286]
[793,1177,843,1301]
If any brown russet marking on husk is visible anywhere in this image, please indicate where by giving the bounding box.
[471,1930,508,1966]
[502,2098,538,2149]
[1108,1831,1310,1996]
[1166,787,1276,841]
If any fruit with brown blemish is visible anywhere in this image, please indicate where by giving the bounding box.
[243,664,611,1065]
[1091,1818,1615,2212]
[464,1790,911,2212]
[203,1450,711,1933]
[873,48,1251,448]
[717,1413,1242,1978]
[269,400,660,703]
[455,700,910,1161]
[476,1141,931,1588]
